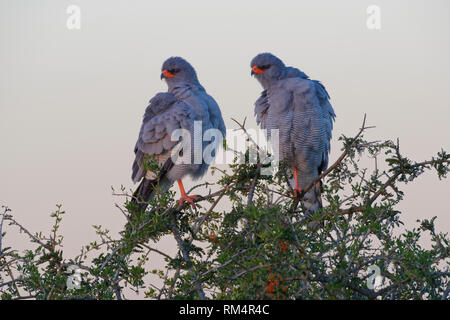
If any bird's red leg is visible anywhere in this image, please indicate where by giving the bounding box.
[293,167,302,197]
[177,180,198,209]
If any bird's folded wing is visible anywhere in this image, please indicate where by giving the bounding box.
[254,89,270,129]
[132,100,199,183]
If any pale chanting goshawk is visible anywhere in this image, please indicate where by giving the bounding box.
[251,53,336,219]
[131,57,226,210]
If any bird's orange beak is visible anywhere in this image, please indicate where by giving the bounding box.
[162,69,176,78]
[252,65,265,75]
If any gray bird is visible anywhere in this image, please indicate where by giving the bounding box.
[251,53,335,219]
[132,57,226,210]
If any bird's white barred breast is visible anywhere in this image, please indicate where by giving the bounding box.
[261,77,333,171]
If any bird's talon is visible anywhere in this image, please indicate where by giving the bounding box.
[178,194,198,209]
[293,188,302,198]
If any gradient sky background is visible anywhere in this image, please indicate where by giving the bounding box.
[1,0,449,286]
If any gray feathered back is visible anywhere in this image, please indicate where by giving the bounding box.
[132,92,201,183]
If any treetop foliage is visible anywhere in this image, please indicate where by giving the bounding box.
[1,116,449,300]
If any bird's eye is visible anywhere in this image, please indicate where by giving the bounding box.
[170,68,180,74]
[260,65,271,70]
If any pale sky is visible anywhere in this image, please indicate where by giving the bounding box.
[1,0,449,266]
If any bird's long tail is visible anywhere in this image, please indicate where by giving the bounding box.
[300,181,323,222]
[291,168,323,224]
[129,175,173,216]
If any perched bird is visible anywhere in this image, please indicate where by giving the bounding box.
[251,53,335,219]
[131,57,226,211]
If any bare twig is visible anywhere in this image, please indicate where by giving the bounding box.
[170,219,206,300]
[302,114,372,197]
[248,163,261,206]
[0,206,11,255]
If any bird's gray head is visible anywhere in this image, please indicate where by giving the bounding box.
[250,53,286,89]
[149,92,178,114]
[160,57,199,87]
